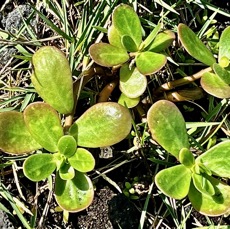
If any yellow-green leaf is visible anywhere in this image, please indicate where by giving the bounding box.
[201,72,230,99]
[69,102,132,148]
[89,43,129,67]
[32,46,74,114]
[119,63,147,98]
[136,51,167,75]
[178,24,216,66]
[24,102,63,152]
[0,111,41,154]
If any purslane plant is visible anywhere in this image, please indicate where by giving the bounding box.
[0,46,132,212]
[147,100,230,216]
[89,4,175,107]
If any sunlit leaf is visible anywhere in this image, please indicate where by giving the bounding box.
[24,102,63,152]
[32,46,74,114]
[192,173,215,196]
[118,93,140,108]
[0,111,41,154]
[146,30,175,52]
[119,63,147,98]
[196,141,230,178]
[58,135,77,158]
[201,72,230,98]
[136,51,167,75]
[69,102,132,148]
[55,171,94,212]
[188,177,230,216]
[108,25,123,48]
[218,26,230,62]
[89,43,129,67]
[112,4,142,49]
[155,165,191,199]
[59,163,75,180]
[23,153,56,181]
[213,63,230,84]
[68,148,95,173]
[147,100,189,158]
[178,23,216,66]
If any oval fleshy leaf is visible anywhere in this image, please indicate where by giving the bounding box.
[23,153,56,181]
[141,23,161,50]
[146,30,175,52]
[58,135,77,158]
[219,26,230,62]
[179,148,195,168]
[121,35,138,52]
[118,93,140,108]
[213,63,230,84]
[119,63,147,98]
[108,25,123,48]
[0,111,41,154]
[147,100,189,158]
[178,24,216,66]
[69,102,132,148]
[112,4,142,48]
[55,171,94,212]
[32,46,74,114]
[196,141,230,178]
[59,163,75,180]
[188,177,230,216]
[89,43,129,67]
[24,102,63,152]
[155,165,191,199]
[192,173,215,196]
[68,148,95,173]
[136,51,167,75]
[201,72,230,98]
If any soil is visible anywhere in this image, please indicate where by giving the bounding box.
[1,1,230,229]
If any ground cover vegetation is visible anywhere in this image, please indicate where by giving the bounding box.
[0,0,230,228]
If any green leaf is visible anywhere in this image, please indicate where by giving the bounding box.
[147,100,189,158]
[179,148,195,168]
[0,111,41,154]
[112,4,142,49]
[188,177,230,216]
[59,163,75,180]
[201,72,230,99]
[146,30,175,52]
[118,93,140,108]
[213,63,230,84]
[155,164,191,199]
[58,135,77,158]
[32,46,74,114]
[178,23,216,66]
[68,148,95,173]
[69,102,132,148]
[119,63,147,98]
[136,51,167,75]
[23,154,56,181]
[89,43,129,67]
[196,141,230,178]
[121,35,138,52]
[55,171,94,212]
[192,173,215,196]
[140,23,161,50]
[108,25,123,49]
[218,26,230,62]
[24,102,63,152]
